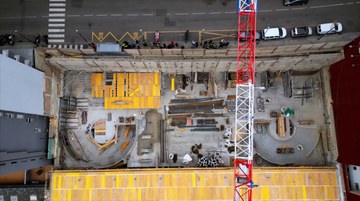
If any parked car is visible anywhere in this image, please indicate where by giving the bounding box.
[239,31,261,43]
[283,0,308,6]
[291,27,313,37]
[317,22,343,34]
[262,27,287,40]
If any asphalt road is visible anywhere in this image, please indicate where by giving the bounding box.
[0,0,359,44]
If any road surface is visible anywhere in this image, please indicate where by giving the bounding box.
[0,0,359,44]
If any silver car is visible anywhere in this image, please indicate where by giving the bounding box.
[291,27,313,37]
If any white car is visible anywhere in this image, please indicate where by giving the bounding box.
[262,27,287,40]
[317,22,343,35]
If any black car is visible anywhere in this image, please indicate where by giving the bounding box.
[283,0,308,6]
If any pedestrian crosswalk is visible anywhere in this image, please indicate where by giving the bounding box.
[48,0,66,45]
[47,44,84,49]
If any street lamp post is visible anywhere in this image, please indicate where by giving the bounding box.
[14,29,32,44]
[76,29,96,50]
[75,29,89,43]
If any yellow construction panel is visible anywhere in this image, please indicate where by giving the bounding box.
[100,72,161,109]
[91,73,104,98]
[113,74,118,97]
[116,73,125,97]
[104,96,160,109]
[50,167,339,201]
[104,85,115,98]
[154,72,159,85]
[152,85,160,96]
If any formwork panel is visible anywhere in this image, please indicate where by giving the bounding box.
[91,73,104,98]
[50,167,339,201]
[101,72,161,109]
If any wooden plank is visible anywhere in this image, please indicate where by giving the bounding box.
[277,116,285,137]
[123,126,131,139]
[120,141,130,152]
[99,142,114,156]
[94,120,105,130]
[94,119,106,135]
[86,136,101,148]
[97,138,116,150]
[94,129,106,133]
[115,125,119,144]
[254,119,271,124]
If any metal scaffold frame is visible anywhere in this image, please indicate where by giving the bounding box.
[234,0,257,201]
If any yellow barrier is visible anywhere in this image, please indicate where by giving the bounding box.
[91,29,237,43]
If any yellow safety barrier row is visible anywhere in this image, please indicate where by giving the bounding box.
[91,29,237,44]
[50,167,339,201]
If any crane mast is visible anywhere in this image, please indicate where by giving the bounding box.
[234,0,257,201]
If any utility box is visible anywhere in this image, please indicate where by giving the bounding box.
[96,43,121,52]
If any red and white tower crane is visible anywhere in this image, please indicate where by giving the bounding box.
[234,0,257,201]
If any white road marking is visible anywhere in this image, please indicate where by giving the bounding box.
[276,8,289,11]
[310,3,345,9]
[49,3,66,7]
[83,14,94,17]
[346,2,354,5]
[96,14,108,17]
[126,14,139,16]
[167,13,172,16]
[68,14,80,17]
[49,13,66,17]
[0,16,21,19]
[259,9,272,12]
[49,8,66,12]
[292,7,307,10]
[142,13,154,16]
[49,23,65,27]
[49,18,65,22]
[224,11,236,14]
[48,34,65,38]
[24,16,37,18]
[48,39,65,43]
[191,12,206,15]
[175,13,188,15]
[209,12,222,15]
[357,1,360,4]
[48,29,65,33]
[48,0,66,44]
[110,14,123,16]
